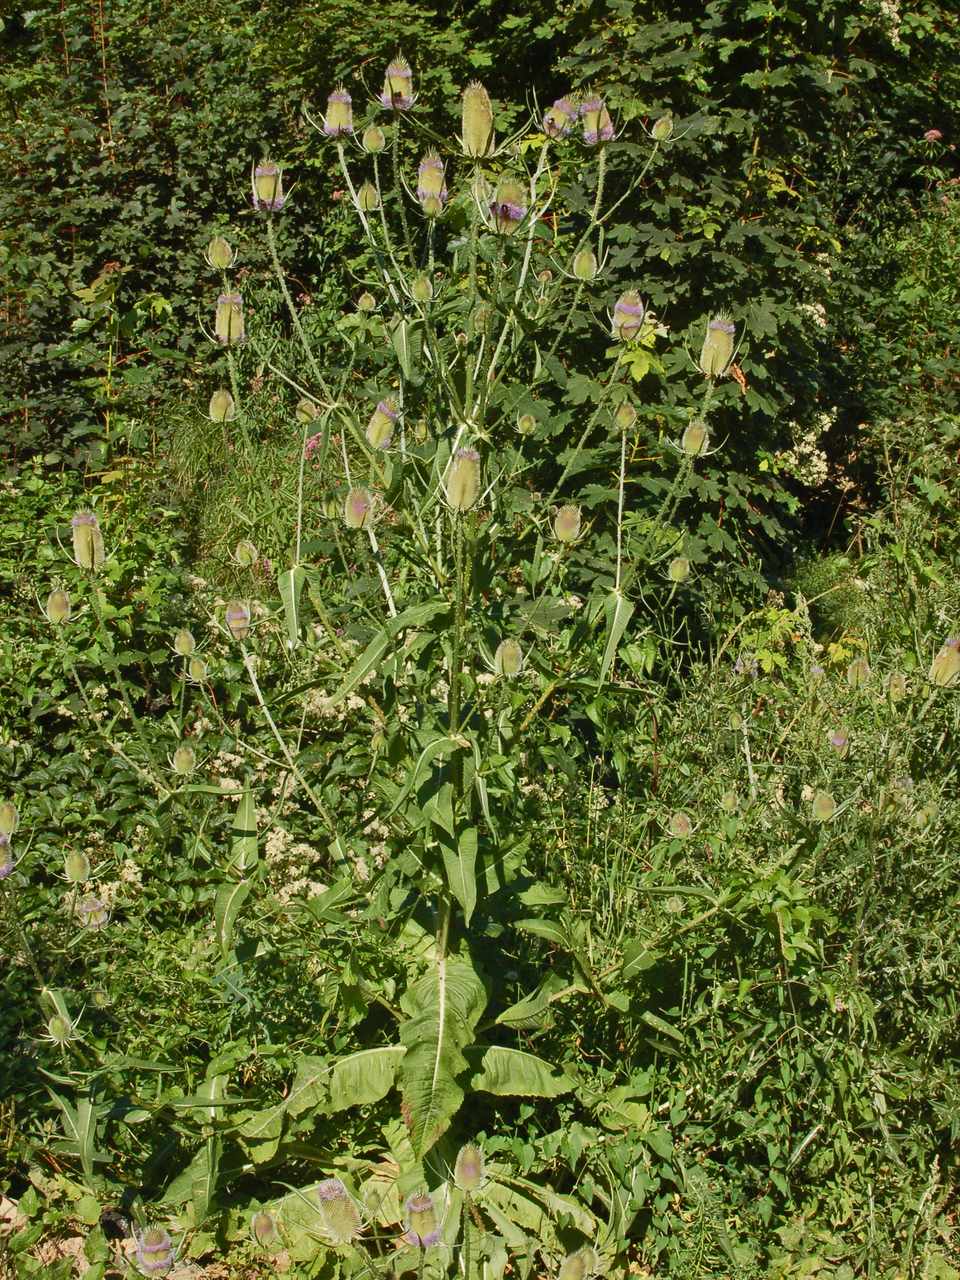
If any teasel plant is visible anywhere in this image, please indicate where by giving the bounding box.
[162,53,745,1274]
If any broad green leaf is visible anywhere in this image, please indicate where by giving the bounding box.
[229,788,257,878]
[440,824,478,924]
[515,917,566,945]
[277,565,306,651]
[327,602,448,706]
[214,880,250,956]
[468,1046,573,1097]
[238,1102,285,1164]
[192,1074,225,1222]
[621,941,660,980]
[385,736,466,820]
[399,954,486,1156]
[495,972,575,1030]
[328,1046,405,1112]
[598,589,634,688]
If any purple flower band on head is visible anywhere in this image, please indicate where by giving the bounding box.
[615,299,645,316]
[0,833,14,879]
[377,400,398,420]
[710,319,736,334]
[543,97,577,138]
[492,200,525,221]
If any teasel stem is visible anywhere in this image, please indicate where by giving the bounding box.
[367,527,397,617]
[740,705,758,801]
[390,121,416,266]
[239,645,339,838]
[336,143,402,308]
[0,888,47,992]
[543,356,628,508]
[615,405,628,592]
[463,1195,472,1280]
[373,154,410,288]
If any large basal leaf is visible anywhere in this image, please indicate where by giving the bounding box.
[327,1046,405,1113]
[467,1046,573,1098]
[399,954,487,1157]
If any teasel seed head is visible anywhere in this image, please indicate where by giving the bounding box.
[78,894,109,930]
[316,1178,363,1245]
[188,656,208,683]
[366,397,398,450]
[698,313,735,379]
[357,291,377,312]
[543,96,578,139]
[71,511,105,571]
[250,1209,279,1248]
[558,1247,600,1280]
[0,834,14,880]
[812,790,836,822]
[651,113,674,141]
[490,174,527,235]
[611,290,645,342]
[135,1226,174,1276]
[64,851,91,883]
[0,802,18,836]
[681,420,710,456]
[296,398,321,424]
[572,247,598,280]
[887,670,908,701]
[357,181,380,212]
[252,160,284,212]
[580,94,614,145]
[454,1143,486,1191]
[324,85,354,137]
[362,125,386,153]
[462,81,495,158]
[381,54,414,111]
[668,811,692,838]
[404,1191,441,1248]
[208,388,236,422]
[846,656,870,688]
[517,412,536,436]
[417,150,447,204]
[215,292,245,345]
[553,504,582,543]
[46,1014,76,1046]
[205,235,235,270]
[343,488,374,530]
[667,556,690,583]
[720,790,739,814]
[494,639,524,678]
[411,274,434,304]
[614,401,637,431]
[46,588,71,625]
[445,448,481,513]
[225,601,251,641]
[929,637,960,687]
[172,743,197,775]
[234,539,259,568]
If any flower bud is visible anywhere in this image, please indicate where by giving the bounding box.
[462,81,495,158]
[253,160,284,212]
[699,314,735,378]
[78,894,109,930]
[517,413,536,436]
[667,556,690,583]
[46,1014,76,1046]
[366,398,398,450]
[64,851,91,883]
[381,54,414,111]
[357,291,377,312]
[887,670,908,701]
[251,1209,279,1248]
[611,291,645,342]
[135,1226,174,1276]
[681,420,709,456]
[846,657,870,688]
[234,539,259,568]
[0,834,14,880]
[445,448,481,512]
[651,113,674,141]
[668,811,692,838]
[357,181,380,212]
[362,125,386,153]
[172,743,197,775]
[580,94,614,145]
[0,802,18,836]
[404,1192,441,1248]
[46,588,71,625]
[417,151,447,205]
[420,195,444,219]
[411,274,434,304]
[71,511,105,571]
[324,85,354,137]
[572,248,598,280]
[812,790,836,822]
[614,401,637,431]
[829,728,849,756]
[538,268,553,287]
[558,1247,600,1280]
[343,488,373,530]
[316,1179,362,1245]
[929,637,960,687]
[296,398,320,424]
[720,790,739,814]
[205,236,235,270]
[454,1143,486,1192]
[174,629,196,655]
[490,174,527,234]
[188,656,208,683]
[225,601,251,641]
[215,292,245,345]
[494,639,523,678]
[543,96,577,139]
[553,504,581,543]
[209,389,236,422]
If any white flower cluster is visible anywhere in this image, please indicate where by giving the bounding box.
[773,414,833,487]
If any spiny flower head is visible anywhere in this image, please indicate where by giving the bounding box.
[462,81,494,157]
[46,588,71,625]
[404,1191,441,1248]
[444,448,481,512]
[324,85,354,137]
[343,488,374,530]
[417,150,447,205]
[543,96,578,139]
[0,833,14,880]
[215,292,245,345]
[494,639,523,678]
[580,94,614,145]
[553,504,582,543]
[611,291,645,342]
[208,388,236,422]
[381,54,414,111]
[316,1178,363,1245]
[698,313,735,378]
[205,235,235,269]
[490,174,527,235]
[71,510,105,571]
[367,397,398,450]
[135,1226,174,1276]
[454,1143,486,1191]
[252,160,284,212]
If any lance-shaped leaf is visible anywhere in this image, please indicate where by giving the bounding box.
[277,565,306,651]
[598,589,634,688]
[229,787,258,878]
[439,824,478,924]
[327,601,449,707]
[399,954,486,1156]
